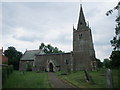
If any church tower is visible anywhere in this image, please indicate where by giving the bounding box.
[73,5,96,71]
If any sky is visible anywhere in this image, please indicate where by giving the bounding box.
[1,0,119,61]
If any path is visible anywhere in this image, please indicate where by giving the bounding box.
[48,72,75,88]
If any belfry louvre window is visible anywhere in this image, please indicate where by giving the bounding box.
[79,34,82,39]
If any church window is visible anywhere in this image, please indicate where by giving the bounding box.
[80,22,82,25]
[79,34,82,39]
[65,59,68,64]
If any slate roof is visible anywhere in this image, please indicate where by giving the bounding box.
[36,52,71,56]
[20,49,44,61]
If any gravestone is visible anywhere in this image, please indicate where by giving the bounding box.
[84,70,89,82]
[106,69,114,88]
[84,70,95,84]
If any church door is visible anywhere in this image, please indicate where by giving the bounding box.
[49,63,54,72]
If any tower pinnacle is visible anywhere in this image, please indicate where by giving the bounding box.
[77,4,86,30]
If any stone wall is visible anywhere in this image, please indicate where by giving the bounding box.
[34,53,73,72]
[19,60,34,71]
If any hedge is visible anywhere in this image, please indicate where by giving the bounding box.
[2,65,13,85]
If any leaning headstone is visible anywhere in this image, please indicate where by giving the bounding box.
[106,69,114,88]
[84,70,95,84]
[84,70,89,82]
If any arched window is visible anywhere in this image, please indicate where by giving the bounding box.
[65,59,68,65]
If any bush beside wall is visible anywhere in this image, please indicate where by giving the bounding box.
[2,65,13,85]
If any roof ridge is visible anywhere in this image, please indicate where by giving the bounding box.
[27,49,39,51]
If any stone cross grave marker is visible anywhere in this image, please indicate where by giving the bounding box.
[84,70,95,84]
[106,69,114,88]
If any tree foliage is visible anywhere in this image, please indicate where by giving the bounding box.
[96,58,103,68]
[106,2,120,69]
[106,2,120,51]
[4,47,22,70]
[39,43,64,53]
[110,51,120,68]
[106,2,120,16]
[26,63,32,71]
[103,58,111,68]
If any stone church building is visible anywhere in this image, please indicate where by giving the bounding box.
[19,5,97,72]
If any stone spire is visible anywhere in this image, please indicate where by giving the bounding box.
[77,4,86,30]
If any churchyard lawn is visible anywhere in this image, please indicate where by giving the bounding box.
[3,71,52,88]
[3,69,119,88]
[56,69,119,88]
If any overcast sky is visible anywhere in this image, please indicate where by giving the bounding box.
[1,0,119,61]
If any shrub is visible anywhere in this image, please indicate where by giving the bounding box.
[2,65,13,85]
[26,64,32,71]
[2,66,8,84]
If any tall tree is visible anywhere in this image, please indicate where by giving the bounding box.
[110,51,120,68]
[39,43,45,50]
[4,47,22,70]
[106,2,120,69]
[39,43,64,53]
[103,58,111,68]
[96,58,103,68]
[106,2,120,51]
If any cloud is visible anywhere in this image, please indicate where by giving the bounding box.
[0,3,2,48]
[11,27,40,42]
[2,2,118,61]
[94,45,113,61]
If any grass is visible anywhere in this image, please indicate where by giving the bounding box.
[3,71,52,88]
[56,69,119,88]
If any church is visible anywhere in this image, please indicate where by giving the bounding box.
[19,5,97,72]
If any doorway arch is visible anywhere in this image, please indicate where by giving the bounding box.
[49,63,54,72]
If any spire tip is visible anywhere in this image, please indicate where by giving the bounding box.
[79,0,82,7]
[80,4,82,7]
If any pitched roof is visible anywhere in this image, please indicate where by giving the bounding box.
[36,52,71,56]
[20,49,44,61]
